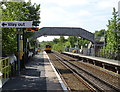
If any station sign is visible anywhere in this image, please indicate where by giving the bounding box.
[26,27,39,32]
[0,21,33,28]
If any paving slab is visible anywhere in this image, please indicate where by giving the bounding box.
[1,52,65,92]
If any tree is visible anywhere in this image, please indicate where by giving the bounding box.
[78,38,90,48]
[53,38,59,44]
[94,29,106,41]
[67,36,89,48]
[25,2,40,26]
[59,36,66,43]
[103,8,119,59]
[68,36,77,48]
[2,2,29,56]
[52,42,66,52]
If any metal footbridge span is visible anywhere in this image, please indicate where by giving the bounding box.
[29,27,95,43]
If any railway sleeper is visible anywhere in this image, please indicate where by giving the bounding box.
[66,61,120,92]
[55,53,120,91]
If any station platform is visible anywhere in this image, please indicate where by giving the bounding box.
[63,52,120,66]
[63,52,120,74]
[2,52,67,92]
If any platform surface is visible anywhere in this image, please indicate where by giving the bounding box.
[2,52,65,92]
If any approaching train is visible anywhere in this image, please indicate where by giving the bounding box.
[44,45,52,53]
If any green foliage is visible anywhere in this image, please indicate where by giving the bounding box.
[53,38,59,44]
[99,8,120,60]
[68,36,77,48]
[2,2,28,56]
[59,36,66,43]
[94,29,106,41]
[52,36,70,52]
[67,36,89,48]
[2,2,29,21]
[41,36,90,52]
[40,41,53,48]
[78,38,90,48]
[2,28,17,56]
[25,2,40,26]
[52,43,65,52]
[105,8,118,56]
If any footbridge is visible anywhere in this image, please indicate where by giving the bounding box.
[29,27,95,43]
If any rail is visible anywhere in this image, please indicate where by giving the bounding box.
[48,53,95,91]
[53,52,120,91]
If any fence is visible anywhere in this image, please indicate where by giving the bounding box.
[96,49,120,61]
[68,48,95,56]
[0,57,11,85]
[0,57,17,86]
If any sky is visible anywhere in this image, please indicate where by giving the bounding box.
[30,0,120,42]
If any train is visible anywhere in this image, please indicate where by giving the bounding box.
[44,45,52,53]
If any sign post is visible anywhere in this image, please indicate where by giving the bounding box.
[1,21,33,75]
[17,28,21,74]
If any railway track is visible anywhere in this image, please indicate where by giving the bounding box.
[48,53,95,91]
[57,52,120,88]
[48,52,120,92]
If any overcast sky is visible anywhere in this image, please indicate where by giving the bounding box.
[30,0,119,42]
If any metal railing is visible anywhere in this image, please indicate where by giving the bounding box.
[96,49,120,61]
[0,57,10,85]
[0,57,17,86]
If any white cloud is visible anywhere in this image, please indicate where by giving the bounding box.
[78,10,92,16]
[40,5,92,27]
[45,0,88,7]
[118,1,120,18]
[40,7,70,27]
[98,1,112,9]
[30,0,120,41]
[37,36,60,42]
[97,0,119,9]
